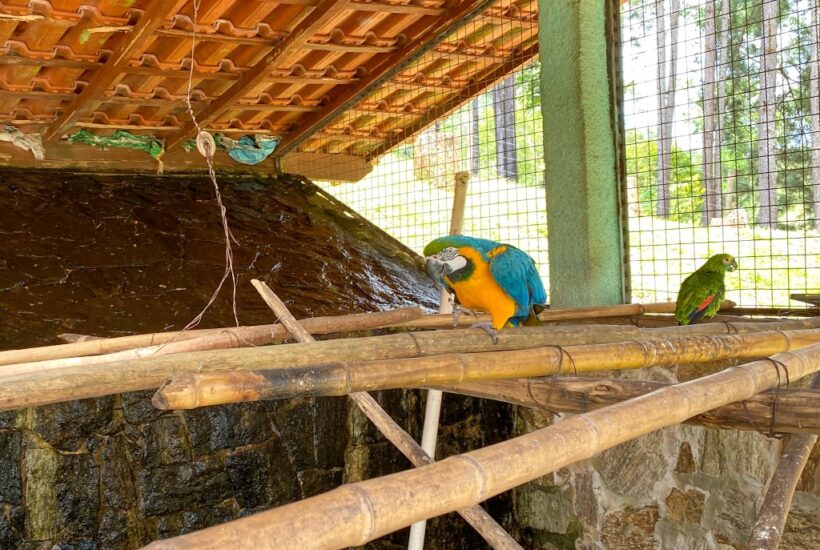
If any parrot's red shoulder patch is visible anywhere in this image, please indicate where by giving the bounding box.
[696,294,717,312]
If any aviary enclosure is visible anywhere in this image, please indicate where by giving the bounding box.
[0,0,818,549]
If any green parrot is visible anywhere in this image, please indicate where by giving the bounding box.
[675,254,737,325]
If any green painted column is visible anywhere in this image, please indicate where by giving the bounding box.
[539,0,626,307]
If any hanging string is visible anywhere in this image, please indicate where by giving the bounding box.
[180,0,240,331]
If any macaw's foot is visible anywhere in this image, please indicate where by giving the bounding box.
[470,321,498,344]
[451,303,479,328]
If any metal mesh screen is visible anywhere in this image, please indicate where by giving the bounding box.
[312,2,549,298]
[621,0,820,307]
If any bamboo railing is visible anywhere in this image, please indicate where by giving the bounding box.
[151,328,820,408]
[3,317,820,412]
[0,306,425,367]
[433,377,820,434]
[141,343,820,550]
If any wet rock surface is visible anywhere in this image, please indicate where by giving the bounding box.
[0,170,518,549]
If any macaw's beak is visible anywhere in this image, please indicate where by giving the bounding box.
[728,259,738,271]
[425,256,452,285]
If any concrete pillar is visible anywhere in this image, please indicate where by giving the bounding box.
[539,0,626,306]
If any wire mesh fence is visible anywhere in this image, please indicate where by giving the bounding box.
[311,0,819,309]
[312,1,550,298]
[622,0,820,307]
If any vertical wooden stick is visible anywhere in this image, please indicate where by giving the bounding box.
[248,279,521,550]
[748,373,820,549]
[410,171,471,550]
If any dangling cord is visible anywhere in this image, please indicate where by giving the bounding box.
[180,0,240,331]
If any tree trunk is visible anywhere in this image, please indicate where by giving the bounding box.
[757,0,779,228]
[471,98,480,175]
[656,0,679,218]
[702,1,721,226]
[493,77,518,180]
[811,5,820,228]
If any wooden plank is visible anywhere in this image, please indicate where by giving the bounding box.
[791,294,820,307]
[273,0,498,157]
[41,0,184,144]
[163,0,353,151]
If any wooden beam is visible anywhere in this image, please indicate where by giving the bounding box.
[273,0,498,157]
[41,0,183,144]
[435,378,820,435]
[164,0,353,151]
[367,42,539,159]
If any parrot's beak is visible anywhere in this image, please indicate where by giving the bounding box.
[728,259,737,271]
[425,256,452,285]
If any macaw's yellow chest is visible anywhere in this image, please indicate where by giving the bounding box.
[444,249,517,329]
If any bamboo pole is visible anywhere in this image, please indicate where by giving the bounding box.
[0,307,424,367]
[246,279,522,550]
[4,319,820,412]
[0,307,424,377]
[410,170,470,550]
[747,373,820,549]
[152,328,820,408]
[141,344,820,550]
[395,300,736,330]
[58,333,105,343]
[432,378,820,434]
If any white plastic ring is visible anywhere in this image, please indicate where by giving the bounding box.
[196,131,216,159]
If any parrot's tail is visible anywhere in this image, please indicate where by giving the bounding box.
[522,304,544,327]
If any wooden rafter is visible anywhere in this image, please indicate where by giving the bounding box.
[41,0,184,144]
[163,0,353,151]
[366,41,540,159]
[272,0,499,157]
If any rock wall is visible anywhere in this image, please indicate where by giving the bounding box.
[0,170,515,549]
[511,368,820,549]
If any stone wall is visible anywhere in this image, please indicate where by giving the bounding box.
[0,170,517,548]
[511,368,819,549]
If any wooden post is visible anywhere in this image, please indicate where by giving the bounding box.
[410,170,470,550]
[245,280,521,550]
[432,378,820,434]
[748,373,820,548]
[142,344,820,550]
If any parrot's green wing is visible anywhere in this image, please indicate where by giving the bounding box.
[675,270,726,325]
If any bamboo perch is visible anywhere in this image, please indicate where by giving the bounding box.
[0,307,424,377]
[395,300,736,330]
[4,319,820,412]
[141,343,820,550]
[151,328,820,408]
[432,378,820,434]
[0,307,424,367]
[747,373,820,549]
[246,279,522,550]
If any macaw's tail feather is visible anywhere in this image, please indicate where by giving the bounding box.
[522,305,543,327]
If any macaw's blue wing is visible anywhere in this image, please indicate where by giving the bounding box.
[488,245,547,319]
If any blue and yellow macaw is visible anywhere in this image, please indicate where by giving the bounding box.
[423,235,547,340]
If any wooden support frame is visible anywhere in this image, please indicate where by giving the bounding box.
[40,0,184,144]
[272,0,499,157]
[163,0,353,151]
